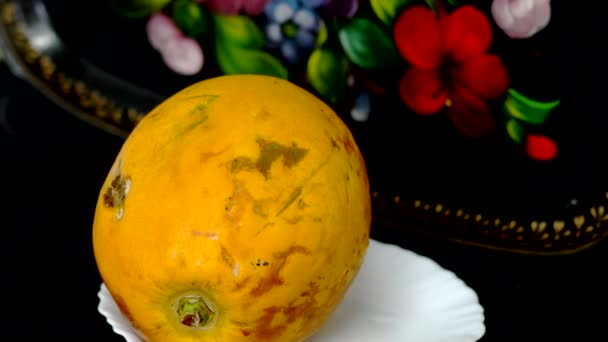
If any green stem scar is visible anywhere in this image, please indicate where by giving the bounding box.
[175,294,216,329]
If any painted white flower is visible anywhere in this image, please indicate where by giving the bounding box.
[491,0,552,39]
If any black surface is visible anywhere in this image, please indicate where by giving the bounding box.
[1,62,607,341]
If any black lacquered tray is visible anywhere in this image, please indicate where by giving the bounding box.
[2,0,607,254]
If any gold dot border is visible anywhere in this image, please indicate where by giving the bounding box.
[1,2,146,135]
[371,191,608,255]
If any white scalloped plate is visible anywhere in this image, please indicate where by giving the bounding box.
[97,239,486,342]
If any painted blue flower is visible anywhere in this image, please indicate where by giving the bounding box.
[264,0,326,64]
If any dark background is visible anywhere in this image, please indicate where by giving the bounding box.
[1,63,607,341]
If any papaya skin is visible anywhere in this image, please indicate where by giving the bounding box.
[93,75,371,342]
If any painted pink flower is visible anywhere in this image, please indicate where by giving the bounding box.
[491,0,551,39]
[199,0,270,15]
[146,13,204,76]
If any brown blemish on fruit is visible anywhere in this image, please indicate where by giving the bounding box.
[192,230,219,240]
[255,307,286,339]
[103,174,131,209]
[178,110,207,136]
[356,149,368,179]
[256,138,308,179]
[230,137,308,180]
[251,274,282,295]
[254,222,275,237]
[225,182,254,226]
[234,276,252,291]
[180,94,220,101]
[330,136,340,150]
[253,202,265,217]
[274,156,330,218]
[364,201,372,225]
[284,215,303,224]
[241,329,252,336]
[300,283,320,298]
[224,196,233,211]
[231,320,248,327]
[256,109,272,121]
[278,143,309,168]
[146,108,161,119]
[343,268,351,279]
[113,294,134,323]
[179,256,187,267]
[253,282,320,340]
[255,259,270,266]
[275,186,302,216]
[200,146,230,163]
[342,136,356,155]
[221,245,235,270]
[174,95,218,138]
[283,282,319,324]
[230,157,254,173]
[250,245,311,297]
[253,199,271,218]
[297,198,308,209]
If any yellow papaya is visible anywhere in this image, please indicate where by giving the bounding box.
[93,75,371,342]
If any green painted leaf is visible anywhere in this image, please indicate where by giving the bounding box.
[338,18,399,69]
[132,0,170,7]
[447,0,462,6]
[110,0,171,18]
[370,0,415,25]
[307,47,349,104]
[213,14,264,49]
[216,43,287,79]
[504,88,560,125]
[316,22,328,48]
[172,0,209,38]
[506,118,526,144]
[424,0,437,11]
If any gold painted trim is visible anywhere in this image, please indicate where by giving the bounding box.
[371,192,608,255]
[0,1,148,137]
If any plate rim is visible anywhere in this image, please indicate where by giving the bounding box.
[97,239,486,342]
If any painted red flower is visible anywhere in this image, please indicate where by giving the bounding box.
[393,5,509,138]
